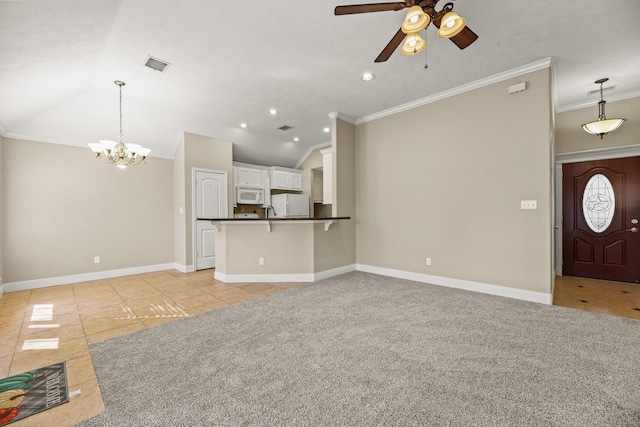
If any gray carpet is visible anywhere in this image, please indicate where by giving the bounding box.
[77,272,640,426]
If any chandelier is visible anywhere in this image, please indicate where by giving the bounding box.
[88,80,150,169]
[581,78,627,139]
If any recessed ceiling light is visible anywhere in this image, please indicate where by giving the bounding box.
[293,137,300,142]
[323,127,330,133]
[268,109,278,115]
[240,123,248,128]
[361,72,375,81]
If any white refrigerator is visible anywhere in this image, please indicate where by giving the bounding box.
[270,194,310,218]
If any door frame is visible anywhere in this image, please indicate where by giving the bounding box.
[554,144,640,277]
[192,167,228,271]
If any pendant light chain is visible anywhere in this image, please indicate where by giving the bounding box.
[119,83,123,141]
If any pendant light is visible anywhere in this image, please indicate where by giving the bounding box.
[581,78,627,139]
[88,81,150,168]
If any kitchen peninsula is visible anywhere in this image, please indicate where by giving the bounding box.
[203,216,353,283]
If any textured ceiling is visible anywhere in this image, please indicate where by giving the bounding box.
[1,0,639,167]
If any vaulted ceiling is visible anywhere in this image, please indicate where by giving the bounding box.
[1,0,639,167]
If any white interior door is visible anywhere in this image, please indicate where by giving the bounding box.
[194,169,227,270]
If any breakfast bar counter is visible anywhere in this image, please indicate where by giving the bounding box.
[203,217,354,283]
[197,217,350,232]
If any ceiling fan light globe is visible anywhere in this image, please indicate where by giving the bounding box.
[402,5,429,34]
[437,11,465,39]
[401,33,426,55]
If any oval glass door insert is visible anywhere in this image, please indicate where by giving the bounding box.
[582,173,615,233]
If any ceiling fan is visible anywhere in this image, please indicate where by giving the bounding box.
[334,0,478,62]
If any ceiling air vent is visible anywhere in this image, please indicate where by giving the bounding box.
[144,56,170,72]
[278,125,293,131]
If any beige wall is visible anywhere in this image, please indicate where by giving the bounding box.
[178,132,233,269]
[214,221,354,276]
[314,118,357,271]
[355,69,553,293]
[0,135,3,290]
[556,97,640,154]
[215,222,314,276]
[300,147,324,215]
[301,148,323,196]
[2,138,174,283]
[300,145,336,218]
[173,135,187,266]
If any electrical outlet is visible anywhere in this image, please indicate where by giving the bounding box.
[259,257,264,265]
[426,258,432,266]
[94,256,100,264]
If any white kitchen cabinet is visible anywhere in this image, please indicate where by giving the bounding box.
[270,167,303,191]
[321,148,332,204]
[235,165,264,188]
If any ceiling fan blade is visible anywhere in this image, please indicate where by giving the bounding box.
[335,2,407,15]
[447,26,478,49]
[374,28,406,62]
[432,13,479,50]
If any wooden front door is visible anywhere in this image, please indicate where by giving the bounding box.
[562,157,640,283]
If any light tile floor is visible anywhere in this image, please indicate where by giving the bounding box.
[0,269,301,426]
[553,275,640,320]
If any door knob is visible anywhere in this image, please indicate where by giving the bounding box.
[626,227,638,233]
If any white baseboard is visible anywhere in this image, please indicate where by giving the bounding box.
[215,264,357,284]
[356,264,552,305]
[214,271,315,283]
[313,264,356,281]
[174,264,195,273]
[3,263,178,293]
[1,262,552,306]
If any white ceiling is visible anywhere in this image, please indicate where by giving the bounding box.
[1,0,639,167]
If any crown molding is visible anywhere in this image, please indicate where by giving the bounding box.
[356,57,553,125]
[555,144,640,164]
[328,111,357,124]
[556,89,640,113]
[294,140,331,169]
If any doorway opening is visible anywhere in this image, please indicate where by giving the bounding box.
[554,153,640,319]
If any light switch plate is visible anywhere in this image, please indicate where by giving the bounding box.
[521,200,537,209]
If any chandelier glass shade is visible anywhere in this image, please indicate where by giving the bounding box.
[581,78,627,139]
[88,81,150,169]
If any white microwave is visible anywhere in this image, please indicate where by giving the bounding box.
[236,187,264,205]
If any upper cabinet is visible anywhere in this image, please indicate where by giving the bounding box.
[270,166,303,191]
[235,165,264,188]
